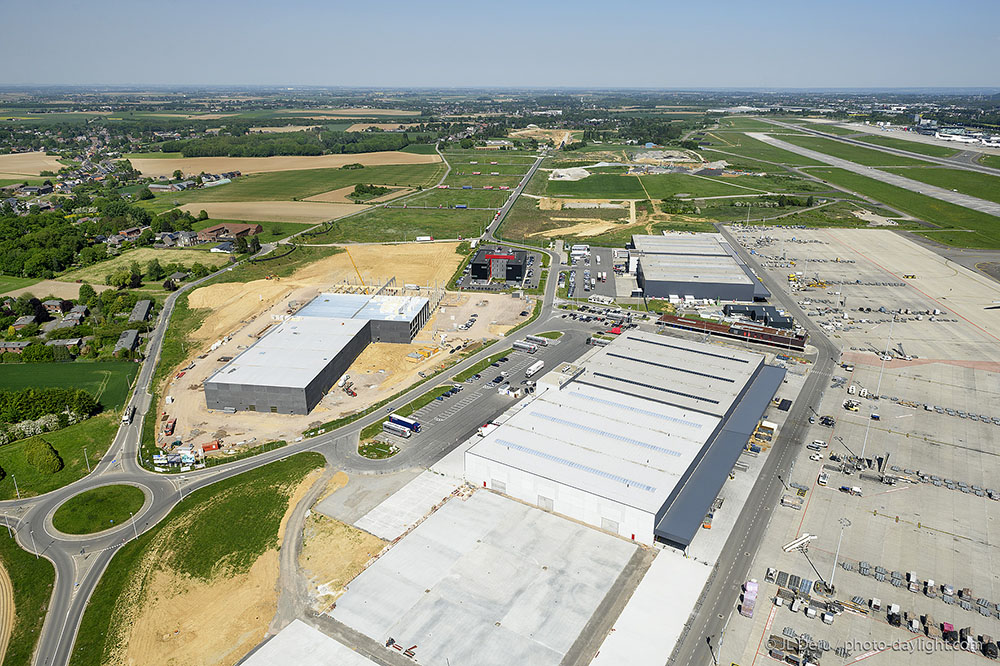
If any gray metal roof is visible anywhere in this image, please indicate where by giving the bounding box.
[297,293,429,322]
[632,233,754,286]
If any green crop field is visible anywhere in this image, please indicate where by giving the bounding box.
[855,135,960,158]
[542,172,756,199]
[52,485,146,535]
[140,163,445,208]
[700,133,826,166]
[449,163,529,175]
[406,187,508,209]
[0,531,54,666]
[544,174,647,198]
[441,151,538,165]
[400,143,438,154]
[778,134,931,166]
[809,168,1000,248]
[306,206,489,243]
[0,275,40,295]
[881,167,1000,205]
[69,452,325,666]
[443,172,524,188]
[0,361,139,409]
[0,413,118,500]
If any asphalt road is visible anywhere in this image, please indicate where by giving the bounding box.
[667,224,839,666]
[749,131,1000,217]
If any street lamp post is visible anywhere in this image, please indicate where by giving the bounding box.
[29,529,38,559]
[830,518,851,591]
[12,475,19,500]
[84,447,91,474]
[707,634,719,666]
[130,512,139,541]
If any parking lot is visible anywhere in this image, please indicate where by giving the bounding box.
[720,226,1000,665]
[564,246,617,299]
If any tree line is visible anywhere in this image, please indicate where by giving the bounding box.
[159,130,436,158]
[0,387,100,424]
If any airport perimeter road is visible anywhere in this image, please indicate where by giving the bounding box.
[763,119,1000,178]
[668,225,839,666]
[748,131,1000,218]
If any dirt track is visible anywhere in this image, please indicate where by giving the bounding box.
[131,151,441,177]
[0,560,13,665]
[179,201,365,224]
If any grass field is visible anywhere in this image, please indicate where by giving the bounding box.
[882,167,1000,205]
[700,133,826,166]
[855,135,960,158]
[399,144,439,155]
[449,163,529,175]
[980,155,1000,169]
[0,275,40,295]
[0,361,139,409]
[406,187,508,209]
[69,452,325,666]
[809,168,1000,248]
[441,151,538,164]
[717,117,779,131]
[58,247,230,284]
[190,217,313,239]
[139,163,445,210]
[0,413,118,500]
[307,206,489,243]
[542,172,758,199]
[443,172,524,188]
[0,532,54,666]
[777,134,932,167]
[805,123,858,136]
[52,485,146,535]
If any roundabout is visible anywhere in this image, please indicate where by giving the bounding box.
[51,484,147,536]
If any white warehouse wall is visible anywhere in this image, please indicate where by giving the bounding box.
[465,453,655,545]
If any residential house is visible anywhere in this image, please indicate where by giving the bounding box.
[168,271,189,282]
[0,341,30,354]
[12,315,36,330]
[197,222,263,242]
[176,230,199,247]
[42,299,67,315]
[45,338,82,348]
[210,242,235,254]
[69,304,89,317]
[113,329,140,354]
[129,299,153,323]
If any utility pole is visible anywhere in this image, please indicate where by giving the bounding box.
[29,529,38,559]
[84,447,91,474]
[12,476,19,500]
[830,518,851,591]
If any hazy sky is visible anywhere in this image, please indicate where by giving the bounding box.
[3,0,998,88]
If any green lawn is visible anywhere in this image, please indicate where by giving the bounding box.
[537,331,564,339]
[0,361,138,410]
[777,134,931,167]
[701,132,825,166]
[0,275,40,295]
[716,117,779,131]
[0,532,54,666]
[358,441,399,459]
[882,167,1000,205]
[809,168,1000,248]
[980,155,1000,169]
[69,452,325,666]
[855,135,960,158]
[191,217,312,239]
[399,144,439,154]
[0,413,118,500]
[52,485,145,535]
[306,207,489,243]
[807,123,858,136]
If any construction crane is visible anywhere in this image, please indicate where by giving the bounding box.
[343,247,368,294]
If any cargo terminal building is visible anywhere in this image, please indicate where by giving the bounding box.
[630,233,769,301]
[204,293,429,415]
[464,330,784,549]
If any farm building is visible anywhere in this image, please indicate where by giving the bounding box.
[129,299,153,323]
[629,233,769,302]
[197,222,263,242]
[114,329,140,354]
[470,246,527,282]
[204,293,430,414]
[464,330,784,549]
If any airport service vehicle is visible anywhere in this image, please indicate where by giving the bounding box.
[478,423,498,437]
[382,421,412,438]
[818,472,829,486]
[740,579,758,618]
[388,413,421,433]
[525,360,545,378]
[121,405,135,426]
[513,340,538,353]
[807,442,823,452]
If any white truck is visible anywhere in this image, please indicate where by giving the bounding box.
[525,360,545,378]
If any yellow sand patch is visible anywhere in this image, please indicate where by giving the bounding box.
[304,185,414,204]
[131,151,441,177]
[178,201,363,224]
[529,220,625,238]
[300,509,386,609]
[346,123,419,132]
[509,128,581,146]
[0,151,63,176]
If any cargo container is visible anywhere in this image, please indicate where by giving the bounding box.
[389,413,421,433]
[415,236,434,242]
[525,360,545,378]
[202,440,220,452]
[382,421,412,438]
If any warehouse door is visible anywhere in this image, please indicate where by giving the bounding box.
[490,479,506,493]
[601,517,619,534]
[537,495,554,512]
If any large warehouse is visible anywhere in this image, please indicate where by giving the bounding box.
[204,293,429,415]
[464,330,784,549]
[630,233,769,301]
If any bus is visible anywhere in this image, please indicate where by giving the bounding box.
[512,340,538,353]
[388,413,421,433]
[121,405,135,426]
[382,421,412,438]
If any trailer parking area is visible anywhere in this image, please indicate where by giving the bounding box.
[720,226,1000,665]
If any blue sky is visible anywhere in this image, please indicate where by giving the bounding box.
[2,0,998,88]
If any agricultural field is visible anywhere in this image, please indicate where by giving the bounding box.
[0,413,118,500]
[855,134,960,158]
[57,248,231,284]
[699,132,826,166]
[308,206,489,243]
[0,361,139,410]
[0,276,40,295]
[0,151,64,176]
[882,167,1000,205]
[130,150,441,178]
[809,167,1000,248]
[777,134,932,166]
[179,201,360,225]
[68,452,325,666]
[440,151,538,165]
[405,187,509,209]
